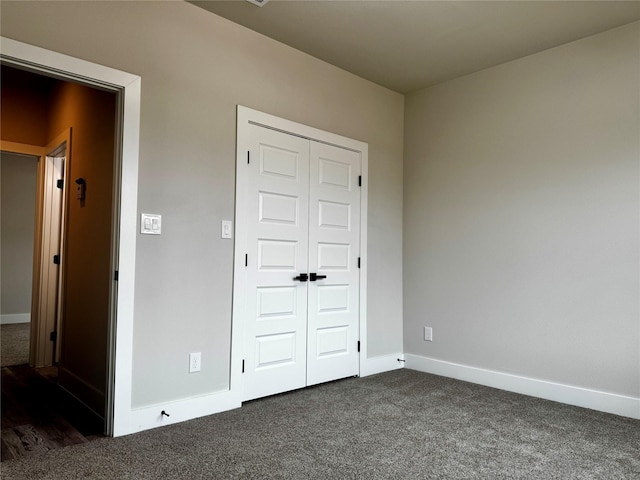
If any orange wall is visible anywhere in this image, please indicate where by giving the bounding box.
[48,81,116,415]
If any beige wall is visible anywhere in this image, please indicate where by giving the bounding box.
[404,22,639,397]
[0,1,405,408]
[1,152,38,318]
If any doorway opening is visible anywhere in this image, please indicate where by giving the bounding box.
[1,150,38,368]
[0,63,116,457]
[1,36,141,438]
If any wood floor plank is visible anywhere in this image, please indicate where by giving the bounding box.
[1,365,103,461]
[13,424,56,455]
[1,428,24,461]
[41,416,89,447]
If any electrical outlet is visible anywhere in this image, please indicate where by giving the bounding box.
[424,327,433,342]
[189,352,201,373]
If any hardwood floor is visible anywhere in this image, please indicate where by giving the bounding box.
[1,364,104,461]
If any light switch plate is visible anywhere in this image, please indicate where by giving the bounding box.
[141,213,162,235]
[221,220,233,239]
[424,326,433,342]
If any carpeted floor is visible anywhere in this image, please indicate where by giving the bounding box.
[1,324,30,367]
[1,369,638,479]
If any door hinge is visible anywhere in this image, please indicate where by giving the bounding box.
[245,254,248,267]
[357,340,361,353]
[53,254,60,265]
[114,270,119,281]
[242,359,245,373]
[247,151,250,164]
[357,257,360,269]
[358,175,362,187]
[56,179,64,189]
[50,331,57,342]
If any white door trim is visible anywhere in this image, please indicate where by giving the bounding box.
[231,106,368,401]
[0,37,141,436]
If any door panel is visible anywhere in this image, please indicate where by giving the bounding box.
[243,125,310,401]
[307,141,360,386]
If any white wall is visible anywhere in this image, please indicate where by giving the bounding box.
[1,151,37,324]
[404,23,639,404]
[0,1,404,409]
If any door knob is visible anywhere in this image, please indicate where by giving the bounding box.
[309,273,327,281]
[293,273,309,282]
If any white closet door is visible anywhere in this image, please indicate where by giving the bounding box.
[243,124,310,401]
[242,124,361,401]
[307,141,361,386]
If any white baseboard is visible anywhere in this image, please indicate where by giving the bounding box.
[123,352,406,436]
[405,354,640,420]
[1,313,30,324]
[122,390,241,436]
[360,352,405,377]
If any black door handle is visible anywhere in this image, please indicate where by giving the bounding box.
[293,273,309,282]
[310,273,327,281]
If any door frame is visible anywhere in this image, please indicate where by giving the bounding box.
[0,138,67,368]
[0,37,141,436]
[231,105,369,399]
[35,130,69,368]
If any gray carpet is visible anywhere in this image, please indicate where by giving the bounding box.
[0,324,30,367]
[2,369,638,479]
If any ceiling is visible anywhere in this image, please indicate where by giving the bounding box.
[191,1,640,94]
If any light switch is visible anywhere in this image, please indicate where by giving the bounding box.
[141,213,162,235]
[221,220,233,239]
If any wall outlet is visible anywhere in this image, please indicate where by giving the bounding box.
[424,327,433,342]
[189,352,201,373]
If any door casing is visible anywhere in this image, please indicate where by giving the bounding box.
[231,106,369,399]
[0,37,141,437]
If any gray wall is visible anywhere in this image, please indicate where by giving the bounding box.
[1,1,404,407]
[0,152,38,315]
[1,152,37,318]
[404,22,639,398]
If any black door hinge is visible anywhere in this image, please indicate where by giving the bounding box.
[357,341,361,353]
[53,254,60,265]
[357,257,361,269]
[242,359,245,373]
[50,331,57,342]
[114,270,119,281]
[358,175,362,187]
[247,151,250,164]
[56,179,64,189]
[245,254,248,267]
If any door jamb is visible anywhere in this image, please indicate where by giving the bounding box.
[231,105,369,402]
[39,130,69,367]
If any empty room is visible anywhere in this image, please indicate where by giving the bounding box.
[1,1,638,478]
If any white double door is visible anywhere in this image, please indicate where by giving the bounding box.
[243,124,361,401]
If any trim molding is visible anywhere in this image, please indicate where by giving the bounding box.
[405,354,640,420]
[126,391,240,436]
[361,353,405,377]
[0,314,30,325]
